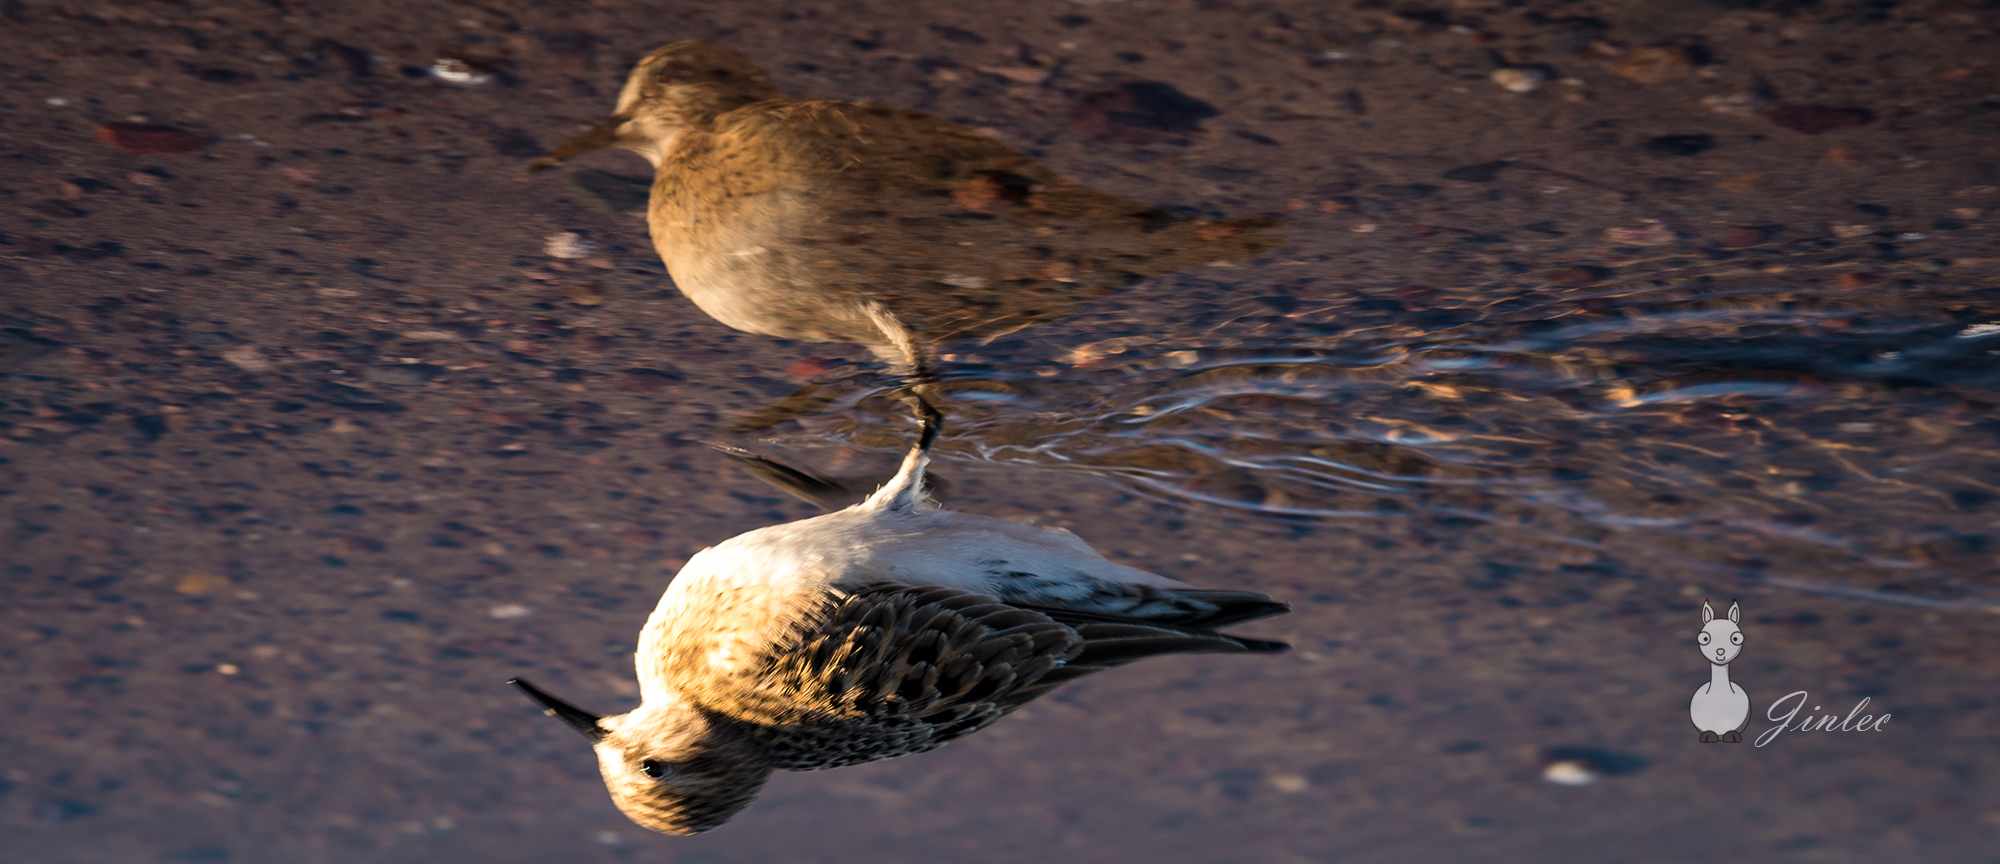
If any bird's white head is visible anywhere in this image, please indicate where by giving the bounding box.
[510,678,773,835]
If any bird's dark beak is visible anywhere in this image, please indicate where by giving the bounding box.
[526,115,628,173]
[508,677,608,742]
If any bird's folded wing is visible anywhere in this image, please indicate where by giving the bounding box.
[1017,585,1292,632]
[739,583,1082,729]
[731,583,1282,739]
[689,99,1284,341]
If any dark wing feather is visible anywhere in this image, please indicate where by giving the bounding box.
[1017,585,1291,631]
[737,583,1084,728]
[720,582,1285,767]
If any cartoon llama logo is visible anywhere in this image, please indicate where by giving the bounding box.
[1689,600,1750,743]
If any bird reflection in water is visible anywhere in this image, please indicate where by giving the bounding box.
[527,39,1283,376]
[511,41,1292,836]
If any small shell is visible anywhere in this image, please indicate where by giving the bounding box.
[544,231,597,259]
[1491,67,1545,94]
[1542,759,1600,786]
[431,57,492,85]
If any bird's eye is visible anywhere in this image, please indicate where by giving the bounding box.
[640,759,673,779]
[1730,632,1743,645]
[1698,632,1711,645]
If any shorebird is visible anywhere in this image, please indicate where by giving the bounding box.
[510,401,1289,834]
[528,40,1284,371]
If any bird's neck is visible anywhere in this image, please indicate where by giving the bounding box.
[623,128,686,169]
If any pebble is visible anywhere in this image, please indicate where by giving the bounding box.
[975,65,1050,85]
[785,357,849,379]
[488,604,533,619]
[544,231,597,259]
[1603,222,1675,245]
[1541,759,1599,786]
[1267,774,1310,793]
[1716,172,1769,193]
[1700,92,1767,117]
[220,345,274,372]
[1610,46,1692,84]
[175,573,232,596]
[430,57,492,85]
[1829,223,1874,239]
[96,122,210,154]
[619,368,681,392]
[563,283,605,306]
[1490,67,1544,94]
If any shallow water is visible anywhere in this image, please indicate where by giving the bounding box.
[769,256,2000,605]
[4,1,1998,862]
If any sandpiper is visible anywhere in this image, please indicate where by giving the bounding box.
[529,40,1285,370]
[510,402,1288,834]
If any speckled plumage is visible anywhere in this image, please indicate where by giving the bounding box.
[531,40,1285,367]
[512,407,1288,835]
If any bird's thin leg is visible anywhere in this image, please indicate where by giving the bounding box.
[861,392,944,514]
[862,301,935,381]
[908,392,942,454]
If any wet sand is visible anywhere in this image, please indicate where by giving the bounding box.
[4,1,1998,862]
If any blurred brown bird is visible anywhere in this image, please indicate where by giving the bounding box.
[529,40,1284,371]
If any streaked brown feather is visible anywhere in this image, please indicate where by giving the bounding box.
[679,582,1281,770]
